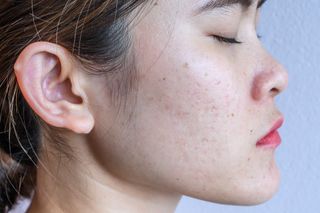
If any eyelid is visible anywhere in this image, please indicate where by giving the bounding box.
[211,35,242,44]
[211,32,263,44]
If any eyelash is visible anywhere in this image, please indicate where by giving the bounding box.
[212,34,262,44]
[212,35,242,44]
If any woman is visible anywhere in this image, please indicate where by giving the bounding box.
[0,0,288,212]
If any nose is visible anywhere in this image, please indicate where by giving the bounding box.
[251,57,289,101]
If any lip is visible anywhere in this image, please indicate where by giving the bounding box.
[256,117,284,148]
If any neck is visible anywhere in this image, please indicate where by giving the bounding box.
[27,138,181,213]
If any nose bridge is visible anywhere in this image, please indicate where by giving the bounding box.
[251,52,289,102]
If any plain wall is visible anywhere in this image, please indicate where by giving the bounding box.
[176,0,320,213]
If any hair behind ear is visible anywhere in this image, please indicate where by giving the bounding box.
[0,83,39,212]
[0,156,36,212]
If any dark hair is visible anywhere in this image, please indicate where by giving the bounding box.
[0,0,151,211]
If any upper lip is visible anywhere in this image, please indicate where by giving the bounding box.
[257,117,284,142]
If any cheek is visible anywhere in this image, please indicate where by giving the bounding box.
[134,49,243,168]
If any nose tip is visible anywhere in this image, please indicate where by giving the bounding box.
[251,61,289,101]
[269,63,289,97]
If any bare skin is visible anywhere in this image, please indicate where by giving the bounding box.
[13,0,288,212]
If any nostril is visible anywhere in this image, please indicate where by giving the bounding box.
[270,87,280,97]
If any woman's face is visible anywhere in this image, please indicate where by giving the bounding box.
[89,0,288,205]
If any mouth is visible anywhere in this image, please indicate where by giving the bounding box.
[256,117,284,149]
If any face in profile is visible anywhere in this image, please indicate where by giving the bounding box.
[85,0,288,206]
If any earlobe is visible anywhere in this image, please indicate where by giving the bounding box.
[14,42,94,134]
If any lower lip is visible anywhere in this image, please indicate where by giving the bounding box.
[256,130,281,148]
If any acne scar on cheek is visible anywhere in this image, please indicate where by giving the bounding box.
[226,113,235,118]
[201,138,209,143]
[210,105,217,112]
[147,97,154,102]
[175,111,190,119]
[183,62,189,69]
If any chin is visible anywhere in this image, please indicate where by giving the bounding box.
[223,166,281,206]
[249,170,281,205]
[230,158,282,206]
[191,166,281,206]
[207,181,280,206]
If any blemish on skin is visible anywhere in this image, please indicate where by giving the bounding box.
[227,113,234,118]
[201,138,209,143]
[183,62,189,69]
[154,2,158,6]
[175,111,190,118]
[164,104,171,111]
[250,129,253,134]
[210,105,217,112]
[176,178,180,181]
[162,77,166,81]
[204,72,208,77]
[247,158,251,162]
[215,81,221,85]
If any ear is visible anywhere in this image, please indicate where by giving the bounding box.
[14,41,94,134]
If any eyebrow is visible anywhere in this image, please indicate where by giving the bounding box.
[194,0,267,15]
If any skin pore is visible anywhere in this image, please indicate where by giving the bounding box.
[13,0,288,212]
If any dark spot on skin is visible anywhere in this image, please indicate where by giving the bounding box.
[162,77,166,81]
[183,62,189,69]
[210,105,217,112]
[201,138,209,143]
[176,178,180,181]
[227,113,234,118]
[147,97,154,101]
[164,104,170,111]
[250,129,253,134]
[247,158,251,162]
[204,72,208,77]
[154,2,158,6]
[175,111,190,118]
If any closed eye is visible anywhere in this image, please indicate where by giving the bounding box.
[211,35,242,44]
[212,33,263,45]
